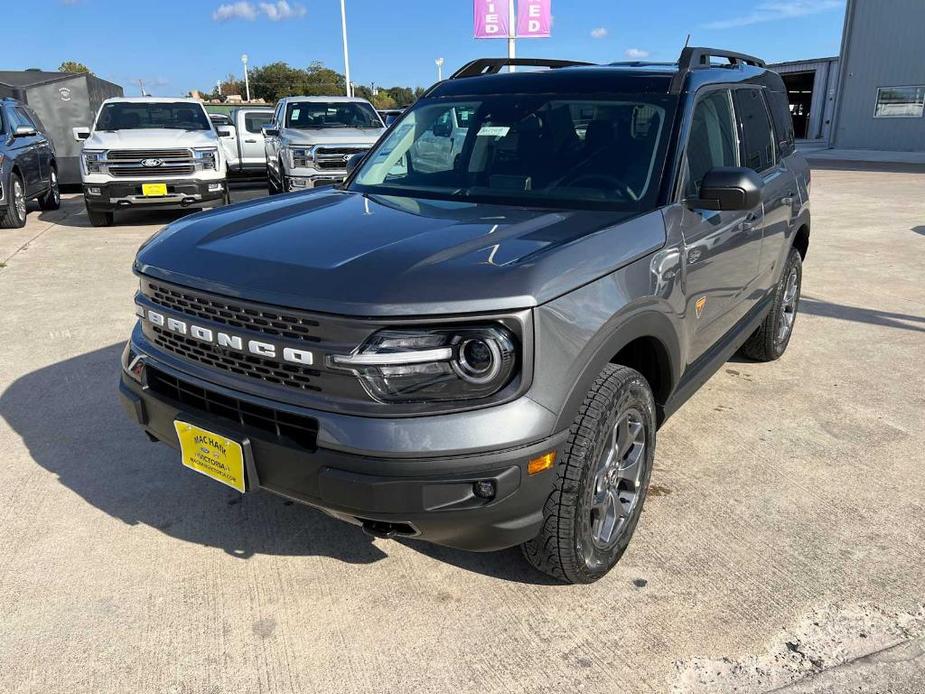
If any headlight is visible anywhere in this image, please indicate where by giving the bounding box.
[330,325,518,403]
[83,149,105,173]
[288,146,314,168]
[193,147,218,170]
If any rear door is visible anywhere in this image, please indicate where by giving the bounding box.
[237,110,273,169]
[733,88,795,290]
[679,87,764,362]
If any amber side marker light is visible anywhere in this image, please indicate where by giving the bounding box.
[528,451,557,475]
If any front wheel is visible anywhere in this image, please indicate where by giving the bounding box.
[740,248,802,361]
[1,174,27,228]
[85,204,114,227]
[522,364,656,584]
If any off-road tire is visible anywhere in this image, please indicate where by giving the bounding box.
[1,174,27,228]
[522,364,656,584]
[86,205,114,227]
[39,167,61,211]
[741,248,802,361]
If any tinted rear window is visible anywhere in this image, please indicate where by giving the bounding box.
[735,89,776,172]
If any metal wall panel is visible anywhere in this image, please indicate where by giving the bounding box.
[832,0,925,151]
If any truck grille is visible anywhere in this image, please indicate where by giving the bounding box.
[105,149,196,177]
[110,164,195,177]
[313,145,369,171]
[108,149,191,160]
[146,366,318,450]
[145,281,321,342]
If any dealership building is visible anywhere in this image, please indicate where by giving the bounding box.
[770,0,925,153]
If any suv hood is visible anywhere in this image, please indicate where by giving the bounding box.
[280,127,384,146]
[135,189,665,316]
[85,128,220,150]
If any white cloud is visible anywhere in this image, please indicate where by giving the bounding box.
[212,0,306,22]
[624,48,651,59]
[590,27,608,39]
[702,0,843,30]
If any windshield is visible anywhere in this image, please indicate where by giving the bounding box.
[350,94,675,210]
[285,102,382,129]
[96,102,211,131]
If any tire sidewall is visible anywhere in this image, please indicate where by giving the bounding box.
[8,175,27,227]
[573,375,656,581]
[770,250,803,358]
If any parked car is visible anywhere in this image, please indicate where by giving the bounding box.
[1,97,59,228]
[217,107,274,176]
[119,49,809,583]
[263,96,385,193]
[74,97,229,227]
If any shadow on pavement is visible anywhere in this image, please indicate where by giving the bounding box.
[801,295,925,333]
[0,343,555,584]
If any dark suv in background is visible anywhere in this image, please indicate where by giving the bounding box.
[120,48,810,583]
[1,97,60,228]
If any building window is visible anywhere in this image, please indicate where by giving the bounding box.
[874,86,925,118]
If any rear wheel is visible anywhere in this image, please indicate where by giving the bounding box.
[86,204,114,227]
[522,364,656,584]
[1,174,27,228]
[741,248,802,361]
[39,167,61,211]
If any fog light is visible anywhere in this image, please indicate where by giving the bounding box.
[473,480,496,500]
[87,186,102,196]
[208,182,224,192]
[528,451,557,475]
[290,177,308,189]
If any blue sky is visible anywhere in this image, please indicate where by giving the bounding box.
[6,0,846,96]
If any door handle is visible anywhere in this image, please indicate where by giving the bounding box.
[244,139,257,143]
[781,191,795,205]
[738,213,760,233]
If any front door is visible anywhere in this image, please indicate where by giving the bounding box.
[679,88,764,363]
[239,110,273,168]
[9,107,42,195]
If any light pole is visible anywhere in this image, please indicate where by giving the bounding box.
[507,0,516,72]
[435,57,444,82]
[340,0,352,97]
[241,53,250,102]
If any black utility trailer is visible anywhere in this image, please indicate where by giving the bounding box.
[0,70,123,185]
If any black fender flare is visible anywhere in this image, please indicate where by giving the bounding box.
[552,309,682,432]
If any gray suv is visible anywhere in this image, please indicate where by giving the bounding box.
[1,98,60,228]
[119,48,810,583]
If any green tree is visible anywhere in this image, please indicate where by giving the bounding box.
[58,61,91,74]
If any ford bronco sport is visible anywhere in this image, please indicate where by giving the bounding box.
[120,48,810,583]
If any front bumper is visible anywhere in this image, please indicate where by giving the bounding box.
[285,170,346,190]
[119,355,565,552]
[83,178,227,211]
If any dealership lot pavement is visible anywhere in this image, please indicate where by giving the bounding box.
[1,171,923,693]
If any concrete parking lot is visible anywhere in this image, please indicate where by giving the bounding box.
[1,170,923,693]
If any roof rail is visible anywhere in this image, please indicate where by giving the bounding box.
[450,57,593,79]
[669,46,766,93]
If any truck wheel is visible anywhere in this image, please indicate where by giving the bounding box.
[86,204,114,227]
[1,174,27,228]
[39,168,61,211]
[740,248,802,361]
[522,364,656,584]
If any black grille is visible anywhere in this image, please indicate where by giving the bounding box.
[145,282,321,342]
[315,160,347,171]
[146,366,318,450]
[110,164,195,177]
[108,149,191,160]
[151,325,322,392]
[313,146,368,171]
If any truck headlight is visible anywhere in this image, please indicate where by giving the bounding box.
[83,150,105,173]
[330,326,518,403]
[193,147,218,170]
[288,146,314,168]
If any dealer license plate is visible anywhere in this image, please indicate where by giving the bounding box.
[142,183,168,197]
[174,421,245,493]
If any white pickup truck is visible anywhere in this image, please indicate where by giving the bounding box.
[263,96,385,193]
[211,107,274,176]
[74,97,229,227]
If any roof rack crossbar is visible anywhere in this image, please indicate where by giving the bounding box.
[669,46,766,93]
[450,58,593,80]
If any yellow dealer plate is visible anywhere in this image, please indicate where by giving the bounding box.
[142,183,168,197]
[174,421,245,493]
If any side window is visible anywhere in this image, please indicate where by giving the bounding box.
[273,103,283,126]
[767,92,795,157]
[685,89,738,197]
[734,89,776,173]
[245,113,272,134]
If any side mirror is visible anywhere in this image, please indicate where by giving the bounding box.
[345,152,364,176]
[217,128,232,137]
[689,167,764,211]
[73,127,90,141]
[262,126,279,137]
[13,125,37,138]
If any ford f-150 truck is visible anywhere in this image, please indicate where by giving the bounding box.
[120,50,810,583]
[263,96,384,193]
[213,107,274,176]
[74,97,229,227]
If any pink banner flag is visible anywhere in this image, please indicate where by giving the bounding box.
[517,0,551,38]
[473,0,509,39]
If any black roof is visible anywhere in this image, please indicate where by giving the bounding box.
[0,70,77,89]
